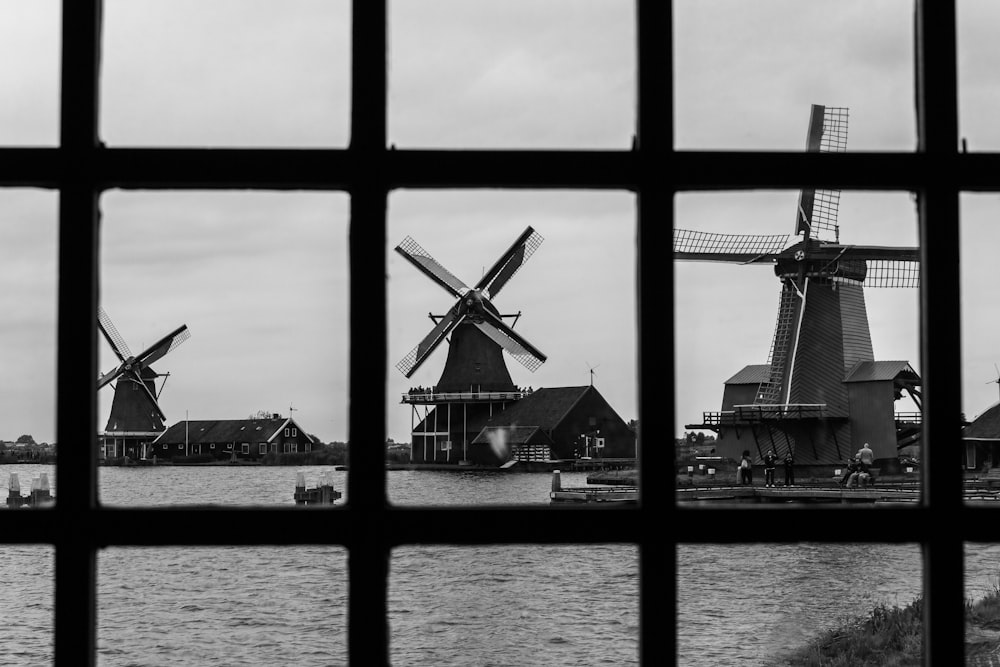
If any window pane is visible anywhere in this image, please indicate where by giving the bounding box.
[958,1,1000,151]
[389,1,635,149]
[0,546,53,662]
[678,543,922,665]
[98,547,346,664]
[961,194,1000,489]
[98,192,348,504]
[390,545,638,665]
[673,0,914,150]
[675,190,921,503]
[0,2,59,146]
[387,191,637,504]
[0,190,57,469]
[101,0,350,147]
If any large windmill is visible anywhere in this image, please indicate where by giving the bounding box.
[98,307,191,460]
[677,105,922,469]
[395,227,546,463]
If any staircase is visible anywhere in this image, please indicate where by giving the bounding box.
[756,281,798,405]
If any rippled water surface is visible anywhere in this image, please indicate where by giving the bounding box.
[4,464,1000,666]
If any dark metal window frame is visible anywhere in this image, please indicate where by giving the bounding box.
[0,2,968,665]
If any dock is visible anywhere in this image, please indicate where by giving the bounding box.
[293,471,342,506]
[5,473,55,509]
[549,469,638,504]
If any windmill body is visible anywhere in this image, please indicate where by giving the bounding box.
[678,105,922,471]
[396,228,546,464]
[98,308,190,460]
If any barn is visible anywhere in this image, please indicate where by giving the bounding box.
[152,414,314,461]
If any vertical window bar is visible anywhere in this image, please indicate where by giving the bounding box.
[56,0,102,665]
[349,1,389,665]
[914,2,962,665]
[637,2,672,665]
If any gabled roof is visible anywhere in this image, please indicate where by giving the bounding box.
[725,365,771,385]
[963,402,1000,440]
[153,417,313,445]
[844,360,920,383]
[480,386,592,430]
[472,425,552,446]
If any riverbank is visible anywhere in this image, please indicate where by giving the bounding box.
[764,585,1000,666]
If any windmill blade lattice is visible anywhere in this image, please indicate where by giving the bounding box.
[472,319,546,372]
[796,105,849,243]
[475,227,544,298]
[98,306,132,361]
[396,236,469,297]
[673,229,791,262]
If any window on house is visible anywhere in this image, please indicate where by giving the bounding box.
[241,444,249,454]
[285,428,290,437]
[4,4,972,667]
[292,428,297,437]
[259,443,267,455]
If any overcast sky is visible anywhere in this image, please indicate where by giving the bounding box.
[1,1,999,445]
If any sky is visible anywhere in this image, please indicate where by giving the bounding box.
[1,1,1000,444]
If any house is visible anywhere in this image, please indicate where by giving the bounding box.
[466,385,636,466]
[962,403,1000,470]
[152,414,314,460]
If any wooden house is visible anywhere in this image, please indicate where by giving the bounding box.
[465,385,636,466]
[152,415,314,461]
[962,403,1000,471]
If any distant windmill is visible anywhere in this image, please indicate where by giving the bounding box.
[98,307,191,442]
[677,104,922,466]
[395,226,547,388]
[986,363,1000,400]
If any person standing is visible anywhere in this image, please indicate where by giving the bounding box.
[783,451,794,487]
[856,442,874,472]
[739,450,753,485]
[763,449,778,488]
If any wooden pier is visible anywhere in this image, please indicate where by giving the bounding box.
[5,472,54,509]
[549,469,638,504]
[293,471,342,506]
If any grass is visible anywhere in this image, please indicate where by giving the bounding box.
[766,576,1000,667]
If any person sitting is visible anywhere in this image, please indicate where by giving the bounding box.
[840,458,860,487]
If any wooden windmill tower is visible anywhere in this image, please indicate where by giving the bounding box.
[395,227,547,463]
[677,105,922,468]
[98,307,191,460]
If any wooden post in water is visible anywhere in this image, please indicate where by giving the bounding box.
[551,469,561,492]
[6,473,19,508]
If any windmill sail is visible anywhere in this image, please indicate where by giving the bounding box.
[796,105,848,243]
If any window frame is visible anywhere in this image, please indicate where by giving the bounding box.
[0,2,966,666]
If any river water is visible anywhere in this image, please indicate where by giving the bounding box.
[1,464,998,666]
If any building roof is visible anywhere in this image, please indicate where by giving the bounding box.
[480,386,593,430]
[725,365,771,385]
[153,417,313,445]
[964,402,1000,440]
[844,360,920,383]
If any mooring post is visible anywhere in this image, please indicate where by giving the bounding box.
[7,473,19,508]
[294,471,306,505]
[551,469,561,492]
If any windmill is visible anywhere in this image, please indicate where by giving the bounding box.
[395,227,546,463]
[676,104,922,467]
[98,307,191,459]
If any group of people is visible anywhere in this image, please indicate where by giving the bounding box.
[737,449,794,487]
[735,442,878,489]
[840,442,876,488]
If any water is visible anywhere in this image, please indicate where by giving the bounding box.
[2,465,999,665]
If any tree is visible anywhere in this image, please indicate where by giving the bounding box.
[16,434,36,445]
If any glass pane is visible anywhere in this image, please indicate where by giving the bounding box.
[678,543,923,665]
[390,545,638,665]
[958,2,1000,151]
[0,2,59,146]
[101,0,350,147]
[675,190,921,504]
[389,0,635,149]
[98,192,348,506]
[966,543,1000,662]
[0,190,57,470]
[961,194,1000,495]
[674,0,914,150]
[0,546,53,662]
[99,547,346,665]
[387,191,637,504]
